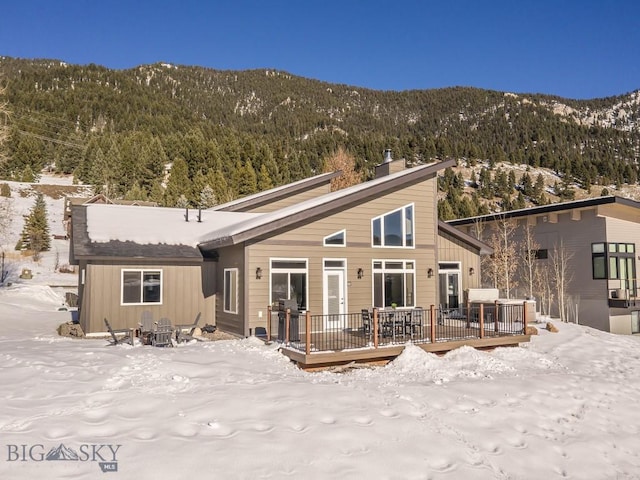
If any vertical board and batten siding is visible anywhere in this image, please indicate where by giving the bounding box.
[79,262,215,334]
[214,243,246,336]
[245,178,439,334]
[437,231,482,295]
[240,184,331,213]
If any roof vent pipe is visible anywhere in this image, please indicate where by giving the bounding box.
[184,207,189,222]
[383,149,393,163]
[197,206,202,223]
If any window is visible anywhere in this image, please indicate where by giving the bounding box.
[121,269,162,305]
[270,259,308,311]
[534,249,548,260]
[223,268,238,314]
[592,242,637,292]
[372,260,415,308]
[323,230,346,247]
[372,204,414,248]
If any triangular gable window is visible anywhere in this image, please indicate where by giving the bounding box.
[323,230,346,247]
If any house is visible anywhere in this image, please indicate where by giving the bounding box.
[70,154,512,359]
[448,196,640,334]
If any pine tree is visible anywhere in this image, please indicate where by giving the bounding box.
[200,184,217,208]
[164,157,190,207]
[16,193,50,260]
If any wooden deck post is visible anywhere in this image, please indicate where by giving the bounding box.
[430,305,436,343]
[373,308,379,348]
[305,311,311,355]
[479,303,484,339]
[285,308,290,344]
[522,301,527,334]
[267,305,272,341]
[494,300,499,333]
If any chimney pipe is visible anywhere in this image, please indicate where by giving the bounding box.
[383,149,392,163]
[184,207,189,222]
[197,206,202,223]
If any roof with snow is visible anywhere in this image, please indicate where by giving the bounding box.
[71,159,455,260]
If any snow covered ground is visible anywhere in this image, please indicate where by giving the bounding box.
[2,285,640,479]
[2,175,640,478]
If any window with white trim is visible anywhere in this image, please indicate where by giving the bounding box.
[372,204,414,247]
[372,260,415,308]
[270,259,308,311]
[121,269,162,305]
[223,268,238,314]
[323,229,346,247]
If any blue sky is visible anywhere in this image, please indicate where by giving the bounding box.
[2,0,639,99]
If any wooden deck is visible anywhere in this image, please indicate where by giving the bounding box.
[281,334,531,369]
[269,304,532,369]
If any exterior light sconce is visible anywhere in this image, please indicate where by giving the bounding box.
[427,268,434,278]
[255,267,262,280]
[469,267,475,276]
[357,268,364,279]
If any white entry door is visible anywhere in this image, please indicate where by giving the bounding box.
[324,268,345,330]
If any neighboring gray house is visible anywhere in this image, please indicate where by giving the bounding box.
[70,156,490,337]
[448,196,640,334]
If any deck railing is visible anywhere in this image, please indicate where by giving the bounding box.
[267,302,529,354]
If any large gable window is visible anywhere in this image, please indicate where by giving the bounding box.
[121,269,162,305]
[372,204,414,248]
[223,268,238,314]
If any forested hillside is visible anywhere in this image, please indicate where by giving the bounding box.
[0,56,638,216]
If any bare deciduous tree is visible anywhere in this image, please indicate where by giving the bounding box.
[551,239,574,322]
[322,147,362,191]
[483,216,518,298]
[519,222,541,299]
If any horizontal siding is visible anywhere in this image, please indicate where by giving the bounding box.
[246,179,439,333]
[438,231,482,293]
[80,262,215,334]
[459,209,611,330]
[214,243,246,336]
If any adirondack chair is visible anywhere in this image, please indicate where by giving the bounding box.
[139,312,155,345]
[175,312,202,343]
[104,318,134,346]
[152,317,174,347]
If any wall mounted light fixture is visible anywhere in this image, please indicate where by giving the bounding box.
[427,268,434,278]
[469,267,475,276]
[357,267,364,279]
[255,267,262,280]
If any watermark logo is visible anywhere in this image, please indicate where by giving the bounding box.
[6,442,121,473]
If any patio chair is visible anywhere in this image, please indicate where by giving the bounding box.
[139,312,155,345]
[152,317,174,347]
[175,312,202,343]
[104,318,134,346]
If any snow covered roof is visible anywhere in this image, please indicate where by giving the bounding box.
[72,159,453,259]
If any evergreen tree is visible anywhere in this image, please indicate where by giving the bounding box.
[200,184,217,208]
[164,157,190,207]
[16,193,50,260]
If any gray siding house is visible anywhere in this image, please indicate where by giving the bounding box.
[448,196,640,334]
[70,157,490,337]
